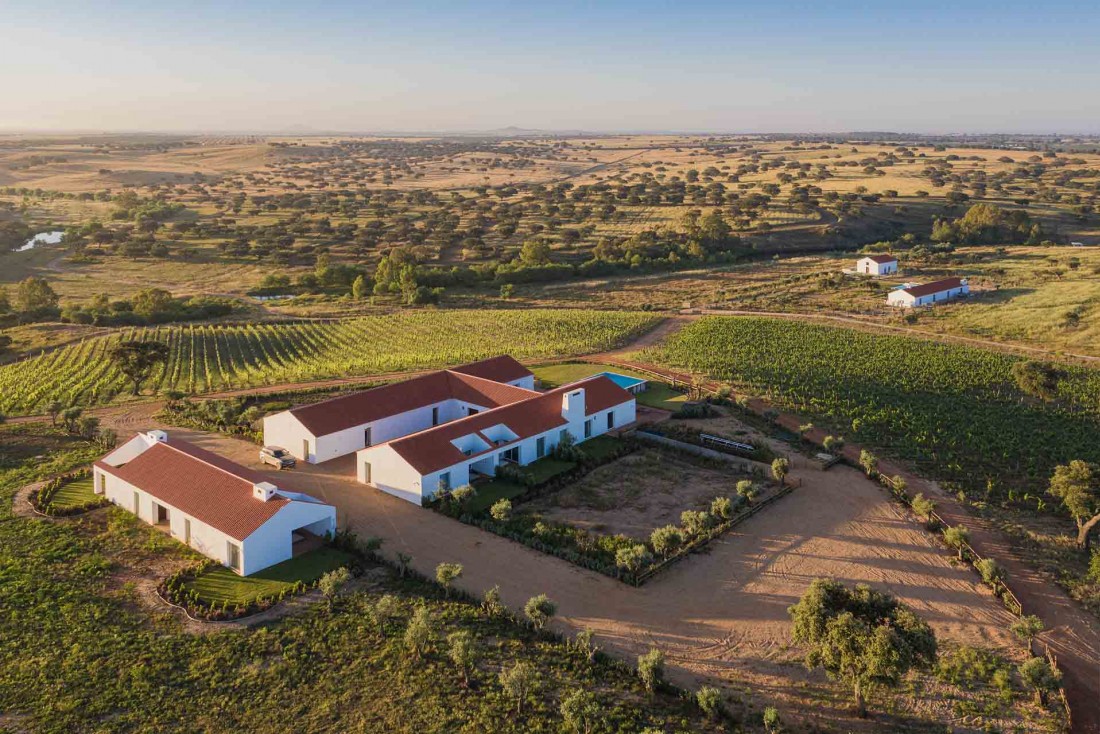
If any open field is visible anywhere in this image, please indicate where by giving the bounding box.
[0,310,657,414]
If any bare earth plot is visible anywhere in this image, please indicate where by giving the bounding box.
[93,403,1038,730]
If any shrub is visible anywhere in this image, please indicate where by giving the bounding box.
[615,544,652,575]
[680,510,712,536]
[975,557,1004,586]
[711,496,733,521]
[911,492,935,520]
[490,499,513,522]
[524,594,557,630]
[483,585,506,617]
[1089,549,1100,583]
[637,647,665,694]
[763,706,782,733]
[317,567,351,611]
[650,525,684,556]
[736,479,758,505]
[858,449,879,477]
[943,525,971,560]
[448,630,477,687]
[574,628,599,662]
[450,484,477,505]
[1018,657,1061,705]
[771,457,790,485]
[696,685,722,718]
[936,645,1007,690]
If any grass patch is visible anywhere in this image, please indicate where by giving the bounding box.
[46,475,96,510]
[181,547,352,607]
[635,382,690,412]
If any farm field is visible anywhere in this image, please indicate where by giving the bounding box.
[0,309,657,415]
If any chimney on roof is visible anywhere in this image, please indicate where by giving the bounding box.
[253,481,279,502]
[562,388,585,421]
[146,430,168,443]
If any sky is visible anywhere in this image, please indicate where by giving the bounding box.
[2,0,1098,135]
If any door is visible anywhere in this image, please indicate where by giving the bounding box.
[364,427,372,447]
[302,439,310,461]
[606,411,615,430]
[362,461,372,484]
[132,490,140,514]
[432,406,439,426]
[155,503,169,525]
[184,519,191,545]
[536,436,546,458]
[584,419,592,439]
[226,542,241,573]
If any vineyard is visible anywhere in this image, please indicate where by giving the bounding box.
[651,316,1100,492]
[0,310,658,415]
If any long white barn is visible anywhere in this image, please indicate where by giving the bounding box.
[94,431,336,575]
[887,277,969,308]
[263,356,537,464]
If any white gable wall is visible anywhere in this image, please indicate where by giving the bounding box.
[262,411,314,461]
[857,257,898,276]
[240,500,337,575]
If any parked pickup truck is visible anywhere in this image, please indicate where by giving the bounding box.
[260,446,296,469]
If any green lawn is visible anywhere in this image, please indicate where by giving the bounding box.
[47,476,97,509]
[577,434,624,463]
[182,547,352,606]
[467,456,578,515]
[532,361,688,412]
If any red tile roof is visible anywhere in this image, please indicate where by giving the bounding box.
[95,438,290,541]
[863,254,897,264]
[381,375,633,475]
[901,277,966,298]
[288,358,536,437]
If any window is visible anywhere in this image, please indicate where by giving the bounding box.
[584,419,592,439]
[468,407,478,416]
[432,406,439,426]
[501,447,519,464]
[226,542,242,572]
[536,436,546,458]
[559,429,568,443]
[439,472,451,492]
[606,411,615,430]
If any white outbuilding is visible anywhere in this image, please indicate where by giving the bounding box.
[886,277,970,308]
[856,254,898,276]
[93,431,336,575]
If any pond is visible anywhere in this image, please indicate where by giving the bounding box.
[13,231,64,252]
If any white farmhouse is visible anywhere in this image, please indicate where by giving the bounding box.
[263,355,537,464]
[93,431,336,575]
[886,277,969,308]
[357,374,635,505]
[856,254,898,275]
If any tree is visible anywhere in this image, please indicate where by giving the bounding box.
[1048,460,1100,550]
[823,435,844,453]
[404,605,433,659]
[1011,615,1045,654]
[615,544,652,575]
[351,274,368,299]
[975,558,1004,587]
[524,594,556,630]
[858,450,879,477]
[762,706,782,733]
[560,689,600,734]
[15,277,58,313]
[368,594,400,636]
[1011,361,1065,401]
[396,552,412,577]
[637,647,665,694]
[680,509,711,536]
[943,526,971,561]
[75,416,100,440]
[1017,657,1061,705]
[490,499,512,522]
[650,525,684,556]
[771,457,790,487]
[60,407,83,433]
[519,238,551,266]
[499,661,536,714]
[318,567,351,612]
[108,340,170,395]
[798,423,814,440]
[46,400,64,426]
[448,630,477,687]
[436,562,463,597]
[788,579,937,717]
[131,287,174,319]
[499,283,515,299]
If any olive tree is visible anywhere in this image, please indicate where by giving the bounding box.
[499,661,537,714]
[1017,657,1061,705]
[788,579,937,717]
[1048,460,1100,550]
[524,594,556,630]
[435,562,463,597]
[560,689,600,734]
[771,457,790,487]
[637,647,665,695]
[108,340,170,395]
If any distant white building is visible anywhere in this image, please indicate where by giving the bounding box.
[887,277,969,308]
[856,254,898,276]
[94,431,336,575]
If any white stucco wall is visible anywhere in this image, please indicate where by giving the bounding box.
[262,411,314,461]
[858,258,897,276]
[94,466,336,575]
[357,396,637,506]
[887,283,968,308]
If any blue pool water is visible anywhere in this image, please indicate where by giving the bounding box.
[597,371,647,389]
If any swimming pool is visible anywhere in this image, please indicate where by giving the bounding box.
[596,371,648,392]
